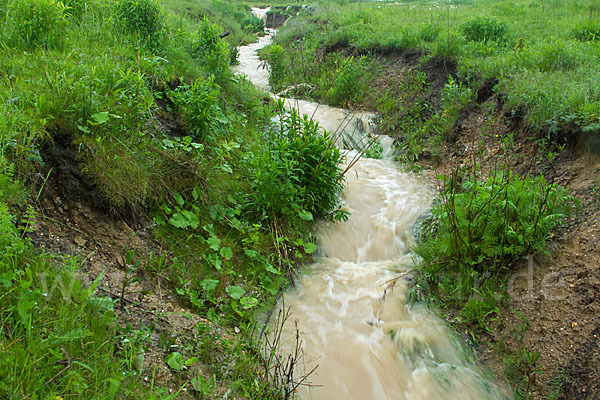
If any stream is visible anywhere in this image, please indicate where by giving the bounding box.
[234,8,509,400]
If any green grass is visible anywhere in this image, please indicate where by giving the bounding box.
[0,204,166,399]
[267,0,600,136]
[0,0,345,397]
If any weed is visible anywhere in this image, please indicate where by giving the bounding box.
[546,368,569,400]
[461,17,508,44]
[244,99,345,226]
[573,22,600,41]
[325,55,370,107]
[2,0,68,48]
[168,77,229,140]
[115,0,163,46]
[415,159,575,329]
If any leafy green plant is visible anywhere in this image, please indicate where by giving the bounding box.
[191,18,231,79]
[325,55,369,107]
[245,100,345,226]
[264,44,288,91]
[461,17,508,44]
[415,161,575,329]
[115,0,163,45]
[573,22,600,42]
[168,77,229,140]
[4,0,68,48]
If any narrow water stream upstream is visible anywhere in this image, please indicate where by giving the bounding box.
[235,8,509,399]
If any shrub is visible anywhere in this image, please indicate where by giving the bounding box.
[192,18,231,79]
[420,171,573,271]
[245,101,344,225]
[325,56,369,107]
[264,44,288,91]
[4,0,68,48]
[461,17,508,44]
[415,163,575,329]
[115,0,162,43]
[419,23,441,42]
[241,15,265,34]
[168,77,229,140]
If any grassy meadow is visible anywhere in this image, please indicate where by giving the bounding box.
[0,0,344,398]
[267,0,600,136]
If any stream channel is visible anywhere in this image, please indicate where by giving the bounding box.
[234,8,510,400]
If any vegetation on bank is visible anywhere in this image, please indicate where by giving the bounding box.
[0,0,343,398]
[264,1,587,398]
[264,0,600,146]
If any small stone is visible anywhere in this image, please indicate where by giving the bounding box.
[572,322,578,328]
[74,236,87,246]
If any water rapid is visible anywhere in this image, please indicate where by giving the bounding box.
[234,9,509,399]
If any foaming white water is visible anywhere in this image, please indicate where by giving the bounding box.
[276,157,506,400]
[234,34,273,91]
[236,12,509,399]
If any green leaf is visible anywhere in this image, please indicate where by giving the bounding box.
[240,296,259,309]
[78,125,90,134]
[303,242,318,254]
[220,246,233,260]
[207,237,221,251]
[185,357,198,367]
[243,248,259,259]
[181,210,199,229]
[298,209,314,221]
[200,279,219,292]
[219,164,233,173]
[169,213,188,229]
[226,285,245,300]
[191,375,212,395]
[174,191,185,207]
[192,186,200,201]
[47,328,89,345]
[88,297,116,311]
[165,352,185,371]
[90,111,110,125]
[265,264,280,275]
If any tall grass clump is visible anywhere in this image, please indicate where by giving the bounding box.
[461,17,508,44]
[168,77,229,140]
[191,17,232,79]
[573,22,600,41]
[2,0,68,48]
[324,55,370,107]
[115,0,163,46]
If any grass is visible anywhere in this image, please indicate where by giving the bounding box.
[266,0,600,137]
[0,0,344,397]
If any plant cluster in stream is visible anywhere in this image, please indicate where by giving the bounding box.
[412,136,576,333]
[244,99,346,227]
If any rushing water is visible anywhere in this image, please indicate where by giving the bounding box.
[234,9,509,399]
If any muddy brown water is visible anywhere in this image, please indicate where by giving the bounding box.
[234,8,510,399]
